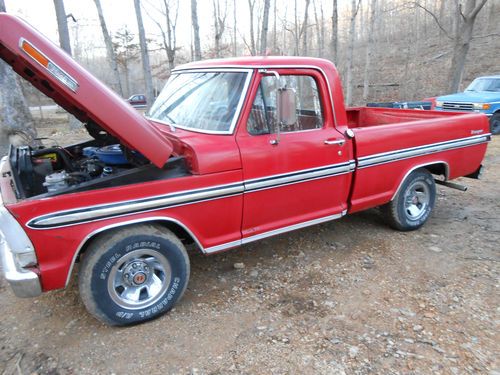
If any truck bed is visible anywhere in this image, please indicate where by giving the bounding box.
[346,107,470,128]
[347,107,490,214]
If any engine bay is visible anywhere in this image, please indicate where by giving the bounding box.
[9,139,188,200]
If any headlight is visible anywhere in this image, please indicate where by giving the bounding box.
[435,101,443,107]
[473,103,490,110]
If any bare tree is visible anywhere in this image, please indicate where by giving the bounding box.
[448,0,488,92]
[0,0,39,156]
[134,0,154,107]
[312,0,325,57]
[53,0,72,55]
[259,0,271,55]
[93,0,123,96]
[272,0,277,53]
[213,0,228,58]
[300,0,311,55]
[113,27,140,97]
[345,0,361,106]
[362,0,377,100]
[145,0,179,71]
[330,0,338,62]
[247,0,257,55]
[233,0,237,55]
[191,0,202,61]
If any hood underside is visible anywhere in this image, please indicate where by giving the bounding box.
[0,14,172,168]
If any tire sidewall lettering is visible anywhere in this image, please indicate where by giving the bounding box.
[91,235,187,324]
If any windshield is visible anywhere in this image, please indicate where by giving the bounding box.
[465,78,500,92]
[148,71,250,133]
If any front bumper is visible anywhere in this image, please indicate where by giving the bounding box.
[0,236,42,297]
[0,156,41,298]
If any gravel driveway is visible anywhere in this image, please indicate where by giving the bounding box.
[1,138,498,375]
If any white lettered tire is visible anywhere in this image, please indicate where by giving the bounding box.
[78,224,190,326]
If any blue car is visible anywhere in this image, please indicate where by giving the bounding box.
[435,75,500,135]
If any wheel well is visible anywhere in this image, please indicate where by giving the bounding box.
[66,218,201,287]
[390,162,449,202]
[422,162,448,180]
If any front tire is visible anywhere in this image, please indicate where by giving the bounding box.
[78,224,190,326]
[382,168,436,231]
[490,113,500,135]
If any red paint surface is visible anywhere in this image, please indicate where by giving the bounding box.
[0,15,489,292]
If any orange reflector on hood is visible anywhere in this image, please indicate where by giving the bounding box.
[20,38,79,92]
[20,39,49,67]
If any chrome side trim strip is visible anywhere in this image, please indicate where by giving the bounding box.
[358,134,490,169]
[28,182,244,229]
[203,240,242,254]
[29,160,355,229]
[245,161,355,192]
[204,210,347,254]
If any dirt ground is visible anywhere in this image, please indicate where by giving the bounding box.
[0,117,498,374]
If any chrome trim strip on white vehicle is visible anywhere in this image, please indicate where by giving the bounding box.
[147,68,253,135]
[203,210,347,254]
[357,134,491,169]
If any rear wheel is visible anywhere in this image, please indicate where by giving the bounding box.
[382,168,436,231]
[490,113,500,135]
[78,224,190,326]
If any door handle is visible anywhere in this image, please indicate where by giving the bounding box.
[324,139,345,146]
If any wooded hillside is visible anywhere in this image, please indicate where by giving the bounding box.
[3,0,500,109]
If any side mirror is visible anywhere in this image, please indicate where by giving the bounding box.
[278,88,297,126]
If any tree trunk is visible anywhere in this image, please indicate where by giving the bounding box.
[0,0,39,156]
[191,0,202,61]
[213,0,226,58]
[233,0,237,55]
[272,0,277,53]
[448,0,488,93]
[300,0,311,55]
[53,0,72,55]
[345,0,360,106]
[93,0,123,96]
[259,0,271,55]
[330,0,338,62]
[134,0,154,108]
[362,0,377,101]
[248,0,257,55]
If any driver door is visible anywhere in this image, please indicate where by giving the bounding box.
[236,68,353,240]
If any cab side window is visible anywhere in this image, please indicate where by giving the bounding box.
[247,75,323,135]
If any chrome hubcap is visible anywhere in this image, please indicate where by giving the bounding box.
[108,249,171,309]
[404,181,430,220]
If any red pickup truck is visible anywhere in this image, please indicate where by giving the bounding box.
[0,15,490,325]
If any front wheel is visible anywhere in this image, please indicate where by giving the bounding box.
[490,113,500,135]
[78,224,190,326]
[382,168,436,231]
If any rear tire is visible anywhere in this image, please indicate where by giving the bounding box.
[490,113,500,135]
[78,224,190,326]
[382,168,436,231]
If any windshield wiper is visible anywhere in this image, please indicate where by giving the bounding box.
[164,114,177,132]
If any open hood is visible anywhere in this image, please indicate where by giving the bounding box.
[0,14,172,168]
